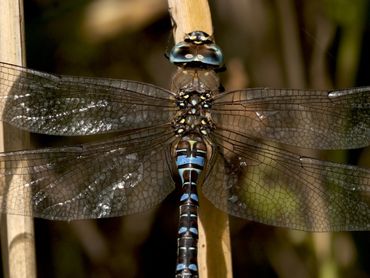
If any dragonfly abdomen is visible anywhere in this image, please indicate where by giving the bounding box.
[175,134,207,278]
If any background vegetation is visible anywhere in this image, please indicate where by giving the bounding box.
[1,0,369,277]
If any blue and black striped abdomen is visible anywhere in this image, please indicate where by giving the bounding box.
[175,134,207,278]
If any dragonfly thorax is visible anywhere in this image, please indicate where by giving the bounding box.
[171,69,219,137]
[176,91,212,111]
[173,90,214,136]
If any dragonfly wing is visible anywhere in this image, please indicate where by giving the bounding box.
[202,128,370,231]
[0,61,176,136]
[0,126,176,220]
[212,87,370,149]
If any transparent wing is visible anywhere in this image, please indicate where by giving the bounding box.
[0,61,177,136]
[212,87,370,149]
[203,128,370,231]
[0,126,176,220]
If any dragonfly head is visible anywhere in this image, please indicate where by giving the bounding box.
[168,31,224,70]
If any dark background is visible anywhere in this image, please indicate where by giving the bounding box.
[2,0,370,277]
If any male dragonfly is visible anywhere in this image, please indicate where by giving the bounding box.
[0,31,369,277]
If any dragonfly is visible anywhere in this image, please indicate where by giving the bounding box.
[0,31,370,278]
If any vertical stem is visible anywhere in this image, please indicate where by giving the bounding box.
[276,1,337,278]
[0,0,37,277]
[167,1,232,277]
[335,0,368,87]
[275,0,306,88]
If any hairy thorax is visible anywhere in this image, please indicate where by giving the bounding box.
[171,69,220,136]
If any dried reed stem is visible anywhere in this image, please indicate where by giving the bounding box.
[0,0,36,277]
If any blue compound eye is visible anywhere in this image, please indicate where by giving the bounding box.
[169,31,224,69]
